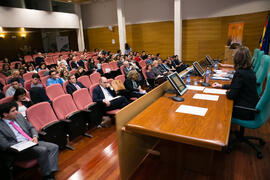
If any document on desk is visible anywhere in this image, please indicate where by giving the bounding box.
[176,105,208,116]
[186,85,205,91]
[203,88,227,95]
[193,93,219,101]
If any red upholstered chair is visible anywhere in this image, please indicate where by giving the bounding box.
[23,72,35,82]
[0,96,13,104]
[45,57,55,66]
[72,88,95,110]
[139,60,146,68]
[120,65,124,75]
[109,61,118,71]
[115,75,125,84]
[63,80,69,94]
[24,55,33,63]
[38,69,46,77]
[0,78,6,86]
[101,63,111,74]
[90,72,101,85]
[77,75,92,89]
[89,83,99,97]
[41,75,49,88]
[26,102,69,149]
[46,84,65,101]
[52,94,93,141]
[69,69,77,75]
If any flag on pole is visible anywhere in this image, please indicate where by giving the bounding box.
[259,15,270,55]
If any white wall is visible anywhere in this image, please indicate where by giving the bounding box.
[81,0,270,28]
[0,6,80,29]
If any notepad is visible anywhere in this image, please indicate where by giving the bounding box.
[203,88,227,95]
[176,105,208,116]
[186,85,205,91]
[10,141,37,152]
[193,93,219,101]
[210,77,230,81]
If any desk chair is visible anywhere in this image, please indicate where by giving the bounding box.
[251,48,260,64]
[256,55,270,95]
[253,51,264,73]
[228,72,270,159]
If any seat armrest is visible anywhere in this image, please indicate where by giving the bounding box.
[66,111,81,119]
[38,131,47,136]
[234,105,259,113]
[61,119,72,123]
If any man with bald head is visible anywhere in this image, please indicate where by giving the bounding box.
[8,70,24,86]
[92,77,129,111]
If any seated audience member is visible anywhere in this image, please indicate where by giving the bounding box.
[7,70,25,86]
[26,65,37,73]
[123,61,135,76]
[19,68,26,77]
[145,64,156,88]
[59,69,69,82]
[66,74,86,95]
[172,55,187,73]
[44,66,56,76]
[166,58,176,71]
[25,73,44,91]
[87,58,97,74]
[212,46,259,120]
[158,59,171,73]
[47,70,64,86]
[71,57,80,69]
[1,63,11,77]
[0,81,5,99]
[145,55,153,65]
[57,55,68,67]
[57,62,68,73]
[6,78,24,97]
[12,88,33,117]
[134,52,142,63]
[124,70,146,98]
[141,51,148,60]
[14,63,22,70]
[152,60,166,77]
[117,56,125,68]
[3,57,10,64]
[74,67,86,79]
[37,62,47,72]
[124,43,132,55]
[78,55,86,67]
[66,54,73,68]
[0,102,59,180]
[35,52,45,67]
[92,77,129,111]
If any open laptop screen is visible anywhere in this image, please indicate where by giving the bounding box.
[167,72,187,96]
[206,55,215,66]
[193,61,205,77]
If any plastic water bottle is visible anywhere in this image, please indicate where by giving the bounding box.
[186,74,191,85]
[205,67,210,84]
[214,62,218,70]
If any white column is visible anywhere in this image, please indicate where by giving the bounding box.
[117,0,126,53]
[74,4,85,51]
[174,0,182,59]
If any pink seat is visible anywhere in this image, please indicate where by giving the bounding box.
[14,159,38,169]
[38,69,46,77]
[106,109,120,115]
[41,76,49,88]
[46,84,65,101]
[24,80,31,91]
[89,83,99,97]
[142,67,147,80]
[101,63,111,74]
[23,72,35,82]
[108,78,113,84]
[0,78,6,86]
[24,55,33,63]
[120,65,124,75]
[0,96,13,104]
[69,69,77,75]
[63,80,69,93]
[115,75,125,83]
[45,57,55,66]
[73,88,95,110]
[77,75,92,88]
[26,102,58,131]
[90,72,101,84]
[139,60,146,68]
[109,61,118,71]
[52,94,78,120]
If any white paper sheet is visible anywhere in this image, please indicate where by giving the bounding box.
[210,76,230,81]
[11,141,37,152]
[203,88,227,95]
[193,93,219,101]
[176,105,208,116]
[186,85,205,91]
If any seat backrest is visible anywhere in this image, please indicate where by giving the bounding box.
[256,55,270,95]
[77,75,92,88]
[23,72,35,81]
[38,69,46,77]
[139,60,146,68]
[0,78,6,86]
[102,63,111,73]
[115,75,125,83]
[253,51,264,73]
[120,65,124,75]
[254,72,270,128]
[70,69,77,75]
[72,88,92,110]
[24,55,33,62]
[24,80,31,91]
[142,67,147,80]
[89,83,99,97]
[251,48,260,64]
[0,96,13,104]
[45,57,55,66]
[90,72,101,84]
[41,75,49,88]
[26,102,58,131]
[109,61,118,71]
[63,80,69,93]
[46,84,65,101]
[52,94,78,120]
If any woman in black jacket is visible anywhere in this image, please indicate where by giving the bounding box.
[12,87,33,117]
[212,46,259,120]
[124,70,146,98]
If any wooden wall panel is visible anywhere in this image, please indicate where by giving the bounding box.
[86,11,269,62]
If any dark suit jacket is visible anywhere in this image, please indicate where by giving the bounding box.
[223,68,259,120]
[92,85,116,103]
[71,61,79,69]
[124,78,139,93]
[66,82,85,95]
[0,113,38,151]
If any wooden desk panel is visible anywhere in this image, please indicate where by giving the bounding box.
[125,89,233,151]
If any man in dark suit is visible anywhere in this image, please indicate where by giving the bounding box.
[0,102,59,180]
[66,74,86,95]
[92,77,129,111]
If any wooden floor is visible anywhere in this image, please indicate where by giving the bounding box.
[16,121,270,180]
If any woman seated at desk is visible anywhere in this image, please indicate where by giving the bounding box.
[212,46,258,120]
[124,70,146,98]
